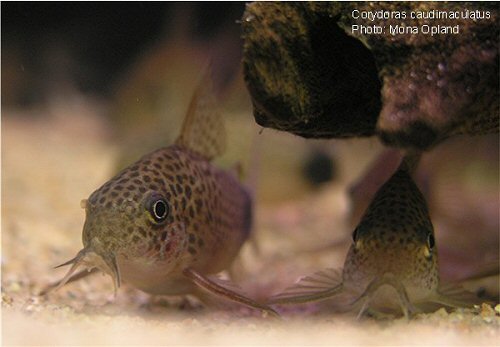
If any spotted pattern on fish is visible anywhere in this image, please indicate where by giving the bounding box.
[52,71,277,316]
[82,144,251,290]
[342,164,439,302]
[270,155,479,317]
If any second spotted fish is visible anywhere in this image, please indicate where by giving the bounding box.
[270,155,480,318]
[51,72,276,316]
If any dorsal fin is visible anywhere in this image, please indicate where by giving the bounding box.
[175,69,226,160]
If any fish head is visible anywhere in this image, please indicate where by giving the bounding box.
[56,151,189,291]
[54,69,229,293]
[343,167,439,300]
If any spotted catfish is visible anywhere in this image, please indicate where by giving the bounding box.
[50,72,276,316]
[269,154,480,318]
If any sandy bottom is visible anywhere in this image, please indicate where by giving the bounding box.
[2,106,499,346]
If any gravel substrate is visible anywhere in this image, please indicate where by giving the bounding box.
[2,111,498,346]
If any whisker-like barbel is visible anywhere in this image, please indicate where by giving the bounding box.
[52,248,89,292]
[48,70,275,316]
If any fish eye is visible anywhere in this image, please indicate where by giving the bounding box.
[148,197,169,223]
[427,233,435,251]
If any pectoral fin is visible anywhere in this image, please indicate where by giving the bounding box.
[269,268,344,305]
[183,268,279,317]
[430,283,487,308]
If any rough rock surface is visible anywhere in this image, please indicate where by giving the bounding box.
[242,2,498,150]
[242,2,381,139]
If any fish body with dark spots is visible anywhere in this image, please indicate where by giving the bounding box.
[49,71,276,316]
[270,155,482,318]
[81,144,251,295]
[341,166,439,314]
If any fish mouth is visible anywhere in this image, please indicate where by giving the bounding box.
[54,246,121,294]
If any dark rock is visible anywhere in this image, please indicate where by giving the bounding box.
[241,2,381,139]
[242,2,499,150]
